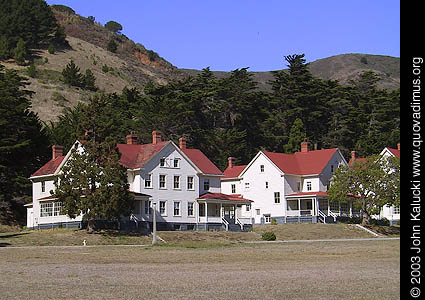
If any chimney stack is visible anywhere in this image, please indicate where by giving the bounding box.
[152,130,162,145]
[300,139,309,153]
[228,157,236,169]
[351,151,358,163]
[52,145,64,160]
[126,132,138,145]
[397,143,400,151]
[179,137,187,149]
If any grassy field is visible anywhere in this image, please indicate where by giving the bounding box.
[0,223,399,247]
[0,238,399,300]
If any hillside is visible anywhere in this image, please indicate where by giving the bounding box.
[182,54,400,92]
[1,6,185,122]
[2,5,399,123]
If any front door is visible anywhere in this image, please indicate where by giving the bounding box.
[223,205,235,223]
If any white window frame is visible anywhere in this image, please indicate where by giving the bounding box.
[260,165,264,173]
[245,182,250,190]
[264,214,271,224]
[173,201,181,216]
[173,158,180,168]
[187,202,194,217]
[144,173,152,188]
[173,175,181,190]
[160,158,166,167]
[203,179,210,191]
[274,192,280,204]
[159,201,167,216]
[187,176,194,190]
[265,182,269,189]
[41,181,46,193]
[306,181,312,191]
[159,174,166,189]
[246,204,251,212]
[144,200,151,215]
[231,184,236,194]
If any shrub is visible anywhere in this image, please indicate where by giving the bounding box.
[48,43,55,54]
[26,64,37,78]
[262,232,276,241]
[270,218,277,225]
[107,39,118,53]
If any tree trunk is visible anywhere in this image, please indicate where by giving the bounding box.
[361,198,371,225]
[87,217,96,233]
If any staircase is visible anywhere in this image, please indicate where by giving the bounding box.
[222,216,245,232]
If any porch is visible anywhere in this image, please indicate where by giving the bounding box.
[285,192,360,223]
[197,193,253,231]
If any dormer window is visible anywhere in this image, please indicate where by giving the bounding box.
[307,181,312,191]
[41,181,46,193]
[173,158,180,168]
[160,158,166,167]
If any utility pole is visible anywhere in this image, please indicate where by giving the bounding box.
[152,202,157,245]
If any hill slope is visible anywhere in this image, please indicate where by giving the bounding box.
[182,54,400,92]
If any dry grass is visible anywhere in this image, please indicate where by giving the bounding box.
[0,239,399,300]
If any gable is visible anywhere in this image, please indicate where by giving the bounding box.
[181,148,223,175]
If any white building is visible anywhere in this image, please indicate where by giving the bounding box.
[222,140,352,224]
[26,131,252,231]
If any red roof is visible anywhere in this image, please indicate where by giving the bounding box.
[348,157,367,167]
[263,148,339,175]
[198,192,253,203]
[31,156,65,177]
[181,148,223,175]
[387,147,400,158]
[222,165,246,178]
[117,141,168,169]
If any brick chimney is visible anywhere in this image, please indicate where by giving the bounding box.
[397,143,400,151]
[300,139,309,153]
[126,132,138,145]
[152,130,162,145]
[52,145,64,160]
[351,151,358,163]
[179,137,187,149]
[228,157,236,169]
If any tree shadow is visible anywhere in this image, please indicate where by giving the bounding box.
[0,232,28,239]
[0,243,11,247]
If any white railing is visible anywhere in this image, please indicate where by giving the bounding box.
[329,210,338,222]
[318,209,327,224]
[235,217,244,231]
[222,217,229,231]
[287,210,313,217]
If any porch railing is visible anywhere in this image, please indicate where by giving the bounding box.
[329,210,338,222]
[318,209,327,224]
[222,217,229,231]
[235,217,244,231]
[287,210,313,217]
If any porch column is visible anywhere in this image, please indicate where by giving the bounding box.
[205,202,208,223]
[220,203,223,218]
[327,199,330,215]
[298,199,301,216]
[349,201,353,217]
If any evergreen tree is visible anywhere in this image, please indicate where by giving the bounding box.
[13,39,27,65]
[107,39,118,53]
[83,69,97,91]
[0,65,49,222]
[283,118,306,153]
[53,139,134,232]
[0,35,10,60]
[62,60,83,87]
[104,21,123,34]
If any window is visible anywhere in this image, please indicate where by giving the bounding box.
[199,203,205,217]
[132,200,141,214]
[159,201,167,216]
[256,209,261,216]
[246,204,251,212]
[53,202,63,216]
[331,165,334,173]
[187,176,194,190]
[265,182,269,189]
[231,184,236,194]
[260,165,264,173]
[297,182,301,192]
[173,201,181,216]
[393,206,400,214]
[40,202,53,217]
[160,158,166,167]
[306,181,312,191]
[274,192,280,204]
[264,214,271,224]
[173,175,180,189]
[188,202,194,216]
[41,181,46,193]
[173,159,179,168]
[144,200,151,215]
[245,182,250,190]
[159,175,166,189]
[144,174,152,188]
[203,179,210,191]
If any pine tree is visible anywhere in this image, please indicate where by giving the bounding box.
[0,35,10,60]
[13,39,27,65]
[53,139,133,232]
[283,118,306,153]
[83,69,97,91]
[62,60,83,87]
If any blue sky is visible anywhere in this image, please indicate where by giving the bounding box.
[46,0,400,71]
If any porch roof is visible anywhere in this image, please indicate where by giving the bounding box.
[197,192,253,203]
